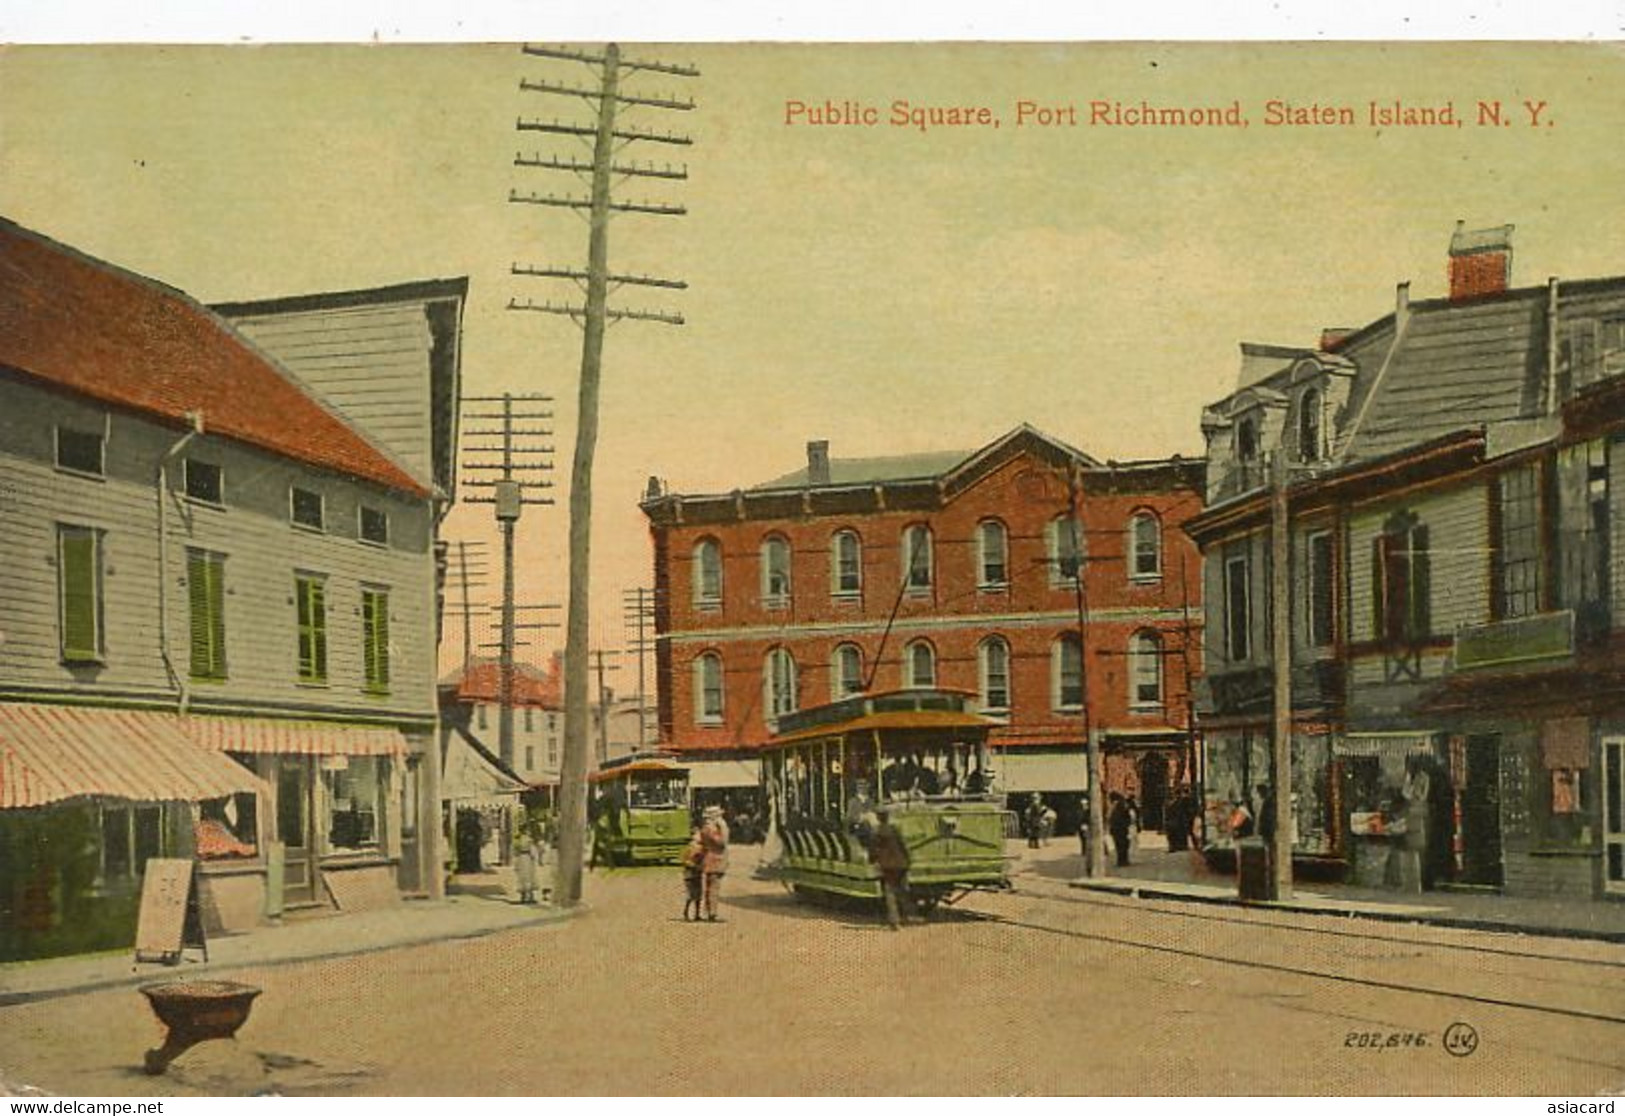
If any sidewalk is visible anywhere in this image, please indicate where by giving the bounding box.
[1015,836,1625,943]
[0,869,577,1007]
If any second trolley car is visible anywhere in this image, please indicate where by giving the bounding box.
[761,688,1011,910]
[589,755,691,865]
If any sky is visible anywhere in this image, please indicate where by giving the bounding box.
[3,40,1624,681]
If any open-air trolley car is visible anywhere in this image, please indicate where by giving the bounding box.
[589,755,691,866]
[762,688,1011,912]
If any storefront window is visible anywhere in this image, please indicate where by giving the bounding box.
[98,804,168,883]
[196,792,258,859]
[325,757,384,851]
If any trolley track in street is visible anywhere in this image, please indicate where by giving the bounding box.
[1011,877,1625,970]
[961,893,1625,1027]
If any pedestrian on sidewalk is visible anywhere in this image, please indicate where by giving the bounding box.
[513,827,541,905]
[1076,800,1093,865]
[869,807,912,930]
[700,804,730,922]
[680,827,706,921]
[1024,793,1045,849]
[1109,792,1133,867]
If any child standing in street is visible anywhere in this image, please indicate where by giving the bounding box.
[681,828,705,921]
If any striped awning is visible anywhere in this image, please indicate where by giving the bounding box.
[181,715,407,757]
[0,703,270,809]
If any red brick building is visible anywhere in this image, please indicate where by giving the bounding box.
[639,426,1206,831]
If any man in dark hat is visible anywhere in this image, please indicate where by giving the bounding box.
[869,808,912,930]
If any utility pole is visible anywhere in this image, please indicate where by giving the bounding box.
[445,540,491,671]
[622,587,658,752]
[1269,449,1295,900]
[1067,462,1107,880]
[591,649,622,765]
[462,392,555,768]
[510,43,697,907]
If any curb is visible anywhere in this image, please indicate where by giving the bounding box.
[1064,878,1625,944]
[0,903,584,1009]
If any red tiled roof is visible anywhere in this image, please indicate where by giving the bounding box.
[444,656,562,709]
[0,218,427,497]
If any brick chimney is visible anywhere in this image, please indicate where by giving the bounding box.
[806,440,830,486]
[1319,328,1354,352]
[1448,221,1514,301]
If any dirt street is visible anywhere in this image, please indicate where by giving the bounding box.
[3,846,1623,1096]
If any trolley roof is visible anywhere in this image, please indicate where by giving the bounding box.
[766,689,991,748]
[588,754,690,783]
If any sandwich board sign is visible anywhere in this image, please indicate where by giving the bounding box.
[134,858,208,965]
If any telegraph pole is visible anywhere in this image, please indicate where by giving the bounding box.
[462,392,555,768]
[445,540,491,671]
[510,43,697,907]
[1068,462,1107,880]
[1269,450,1295,900]
[622,587,658,752]
[591,649,622,764]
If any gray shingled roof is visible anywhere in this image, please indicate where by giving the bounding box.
[752,450,972,490]
[1345,291,1543,462]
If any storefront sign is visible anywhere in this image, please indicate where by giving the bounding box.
[1453,610,1574,672]
[134,858,207,965]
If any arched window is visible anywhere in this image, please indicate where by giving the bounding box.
[1129,630,1163,709]
[1048,514,1083,585]
[1129,511,1161,581]
[978,636,1011,712]
[904,640,936,689]
[902,524,933,590]
[760,535,792,606]
[692,537,722,606]
[1298,388,1324,462]
[1052,634,1083,710]
[764,647,798,722]
[1235,415,1260,462]
[693,651,724,724]
[977,519,1008,587]
[831,529,862,596]
[831,643,865,699]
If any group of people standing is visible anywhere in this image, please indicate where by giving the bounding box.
[680,804,731,922]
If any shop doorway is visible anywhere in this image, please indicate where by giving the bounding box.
[1138,751,1170,832]
[1605,738,1625,893]
[277,759,318,906]
[1460,735,1503,888]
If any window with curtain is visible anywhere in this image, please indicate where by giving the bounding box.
[693,537,723,606]
[1130,630,1163,708]
[832,530,862,595]
[977,520,1008,587]
[761,536,792,606]
[979,636,1011,712]
[694,652,724,723]
[905,640,936,688]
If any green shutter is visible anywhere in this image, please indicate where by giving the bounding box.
[59,528,99,661]
[189,550,226,680]
[296,576,328,683]
[364,589,390,693]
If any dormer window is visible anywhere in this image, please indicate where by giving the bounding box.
[1235,416,1260,463]
[1297,388,1324,463]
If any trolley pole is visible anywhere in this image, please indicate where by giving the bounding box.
[1269,450,1295,900]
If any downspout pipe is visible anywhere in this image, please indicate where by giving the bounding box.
[157,411,205,714]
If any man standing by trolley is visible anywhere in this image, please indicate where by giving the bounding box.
[869,808,912,931]
[699,804,730,922]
